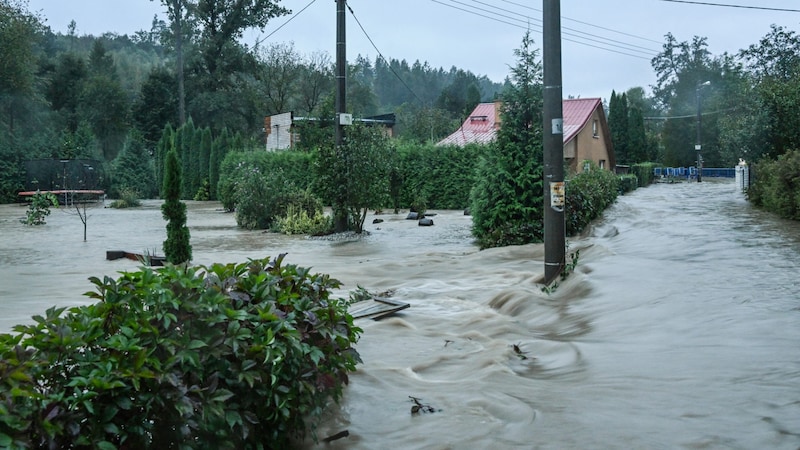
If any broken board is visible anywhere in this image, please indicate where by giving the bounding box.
[349,297,410,320]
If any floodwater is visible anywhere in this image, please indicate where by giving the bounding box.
[1,179,798,449]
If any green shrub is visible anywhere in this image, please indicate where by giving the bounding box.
[0,255,362,449]
[630,162,657,187]
[218,151,314,213]
[193,178,211,201]
[565,163,620,236]
[748,149,800,219]
[276,206,333,235]
[108,188,141,208]
[21,191,58,225]
[234,167,301,231]
[618,174,639,194]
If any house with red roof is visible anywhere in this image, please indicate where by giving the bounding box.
[437,98,615,173]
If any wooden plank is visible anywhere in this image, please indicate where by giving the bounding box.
[349,297,410,320]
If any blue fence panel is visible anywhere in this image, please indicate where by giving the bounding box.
[654,167,736,178]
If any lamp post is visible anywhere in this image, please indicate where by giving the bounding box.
[696,80,710,182]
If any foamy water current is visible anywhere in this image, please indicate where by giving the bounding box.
[1,179,798,449]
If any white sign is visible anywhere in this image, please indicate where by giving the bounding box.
[552,118,563,135]
[339,113,353,126]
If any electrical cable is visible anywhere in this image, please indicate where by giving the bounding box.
[345,2,426,104]
[256,0,319,46]
[430,0,655,60]
[658,0,800,13]
[498,0,664,45]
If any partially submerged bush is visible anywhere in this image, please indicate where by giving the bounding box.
[618,174,639,194]
[276,205,332,236]
[0,255,362,449]
[21,191,58,225]
[108,188,141,209]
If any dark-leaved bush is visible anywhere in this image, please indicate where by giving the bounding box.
[0,255,361,449]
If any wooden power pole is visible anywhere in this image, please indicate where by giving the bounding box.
[333,0,348,232]
[542,0,566,284]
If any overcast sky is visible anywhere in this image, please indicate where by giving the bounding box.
[26,0,800,100]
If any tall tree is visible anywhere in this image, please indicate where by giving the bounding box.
[133,66,179,147]
[627,106,647,163]
[155,122,175,197]
[155,0,192,125]
[80,41,130,160]
[297,51,333,116]
[257,41,301,114]
[651,33,725,166]
[193,0,289,90]
[0,0,42,133]
[47,53,88,133]
[738,25,800,159]
[314,124,393,233]
[112,130,156,199]
[608,90,630,164]
[471,30,544,249]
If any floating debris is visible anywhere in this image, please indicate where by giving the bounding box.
[409,396,439,414]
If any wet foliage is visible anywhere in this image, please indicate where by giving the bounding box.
[21,191,58,225]
[565,163,620,237]
[0,255,362,449]
[748,149,800,220]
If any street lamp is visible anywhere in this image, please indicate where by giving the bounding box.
[696,80,711,182]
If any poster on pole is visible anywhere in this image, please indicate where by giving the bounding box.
[550,181,565,212]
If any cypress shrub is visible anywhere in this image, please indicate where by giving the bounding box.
[162,149,192,264]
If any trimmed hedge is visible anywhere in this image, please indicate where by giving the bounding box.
[0,255,361,449]
[393,142,486,210]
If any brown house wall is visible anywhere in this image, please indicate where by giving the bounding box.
[566,108,614,173]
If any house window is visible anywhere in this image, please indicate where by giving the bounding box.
[599,159,606,169]
[592,120,598,138]
[583,161,591,172]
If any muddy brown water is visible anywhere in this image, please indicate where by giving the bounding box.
[1,179,798,449]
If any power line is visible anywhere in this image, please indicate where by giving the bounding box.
[430,0,656,60]
[345,2,426,104]
[658,0,800,13]
[498,0,664,45]
[256,0,319,46]
[463,0,660,54]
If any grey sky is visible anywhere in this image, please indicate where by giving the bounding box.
[26,0,800,100]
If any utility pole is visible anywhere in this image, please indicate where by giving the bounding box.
[542,0,565,285]
[334,0,348,232]
[695,80,710,182]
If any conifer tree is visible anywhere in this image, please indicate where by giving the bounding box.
[162,148,192,264]
[470,30,544,248]
[156,123,175,197]
[627,106,647,163]
[608,90,630,164]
